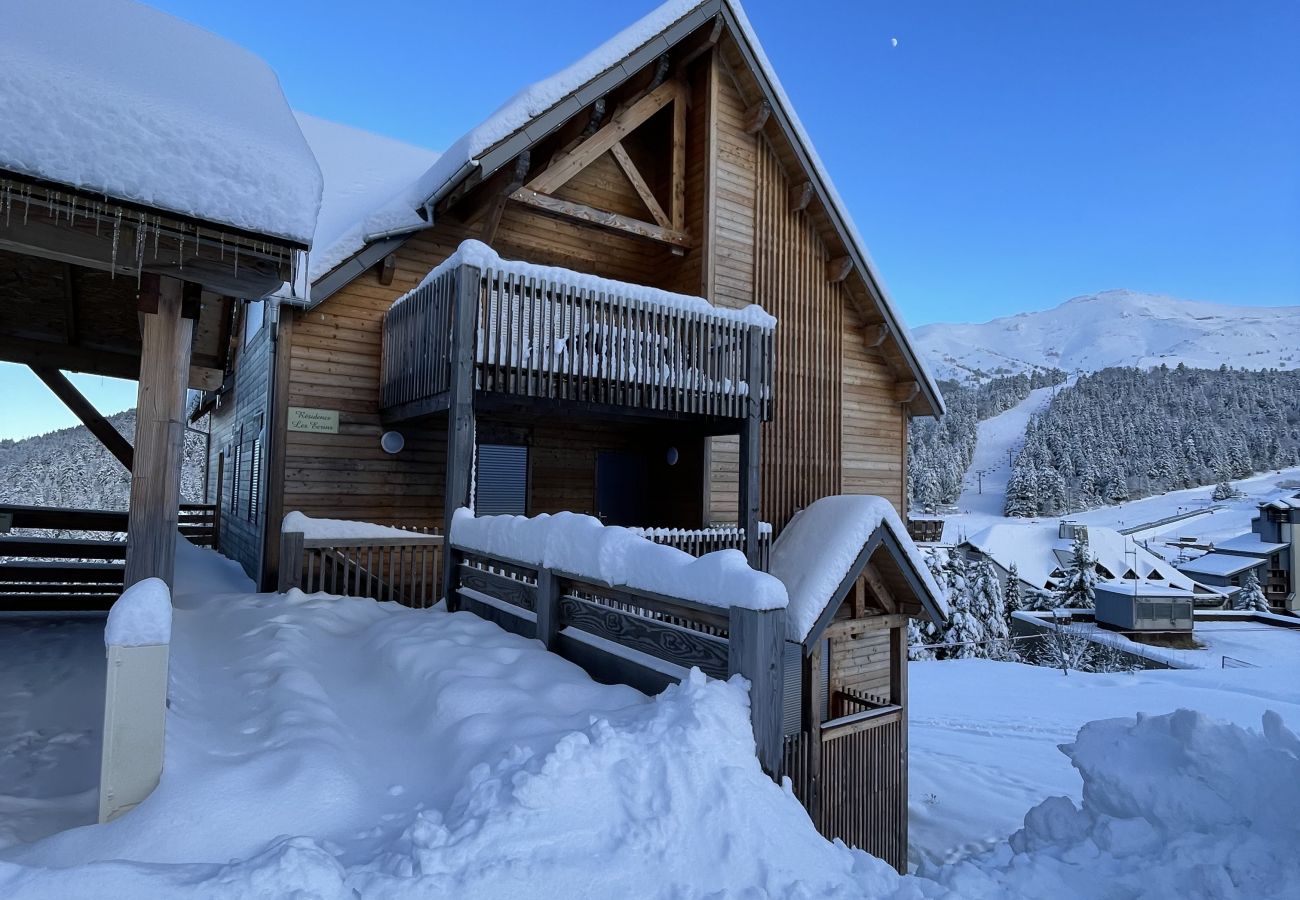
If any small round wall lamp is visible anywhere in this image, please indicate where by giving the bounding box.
[380,431,405,455]
[665,446,680,466]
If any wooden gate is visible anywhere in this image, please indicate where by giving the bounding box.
[781,706,907,872]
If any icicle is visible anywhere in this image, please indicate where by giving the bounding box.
[68,195,76,228]
[109,209,122,275]
[22,186,31,225]
[153,216,161,258]
[233,244,239,277]
[219,233,224,260]
[177,226,184,270]
[134,212,147,286]
[2,182,9,227]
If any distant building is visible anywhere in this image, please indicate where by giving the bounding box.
[1174,552,1267,605]
[1179,494,1300,611]
[961,521,1224,607]
[1094,583,1195,634]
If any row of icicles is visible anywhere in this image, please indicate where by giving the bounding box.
[0,179,296,287]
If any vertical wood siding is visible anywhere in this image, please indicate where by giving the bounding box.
[841,304,906,513]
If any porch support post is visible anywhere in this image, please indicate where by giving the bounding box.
[739,324,763,567]
[124,275,195,590]
[801,639,823,826]
[442,264,480,609]
[730,606,785,778]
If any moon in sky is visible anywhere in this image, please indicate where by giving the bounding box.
[890,37,899,48]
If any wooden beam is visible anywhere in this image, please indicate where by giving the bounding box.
[801,641,823,823]
[29,366,134,471]
[865,323,889,348]
[826,255,853,283]
[671,81,687,232]
[124,275,193,590]
[480,152,532,246]
[674,14,724,72]
[862,562,899,614]
[822,613,908,642]
[893,380,920,405]
[61,264,78,345]
[509,188,694,249]
[377,253,397,286]
[525,80,681,195]
[610,142,672,228]
[0,336,139,380]
[788,180,813,213]
[743,99,771,134]
[442,264,479,607]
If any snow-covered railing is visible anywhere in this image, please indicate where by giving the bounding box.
[446,509,787,775]
[381,242,775,422]
[628,524,773,571]
[278,513,443,608]
[99,577,172,823]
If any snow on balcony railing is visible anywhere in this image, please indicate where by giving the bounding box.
[628,524,773,572]
[381,241,774,420]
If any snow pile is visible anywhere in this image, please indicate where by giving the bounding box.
[0,544,931,898]
[103,578,172,647]
[929,708,1300,899]
[295,113,441,281]
[452,508,786,611]
[397,240,775,327]
[1,0,321,244]
[770,495,945,642]
[282,511,428,541]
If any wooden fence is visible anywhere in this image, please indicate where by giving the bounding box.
[277,529,444,608]
[781,705,907,872]
[0,502,211,610]
[447,542,785,774]
[629,525,772,571]
[381,263,774,422]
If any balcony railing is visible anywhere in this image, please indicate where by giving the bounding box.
[628,524,772,572]
[381,262,774,422]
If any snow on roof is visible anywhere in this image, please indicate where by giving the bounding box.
[451,508,787,612]
[966,522,1201,593]
[1214,533,1289,555]
[770,495,946,643]
[1175,552,1265,579]
[1094,580,1202,600]
[2,0,322,244]
[104,577,172,647]
[397,240,776,327]
[295,113,441,282]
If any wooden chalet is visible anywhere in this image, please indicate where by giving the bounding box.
[203,0,946,871]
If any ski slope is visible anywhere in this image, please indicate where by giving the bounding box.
[940,384,1059,542]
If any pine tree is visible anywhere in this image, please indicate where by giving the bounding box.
[1004,562,1023,627]
[1233,570,1269,613]
[1212,481,1235,501]
[1054,537,1098,609]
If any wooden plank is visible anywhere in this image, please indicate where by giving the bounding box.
[822,613,908,642]
[0,561,126,583]
[609,142,672,228]
[0,504,130,532]
[535,566,559,648]
[729,605,785,776]
[0,536,126,560]
[459,564,537,612]
[801,640,823,823]
[442,264,479,603]
[29,366,134,470]
[124,275,192,589]
[559,595,729,678]
[509,189,694,249]
[277,531,304,592]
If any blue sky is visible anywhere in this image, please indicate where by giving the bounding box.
[4,0,1297,439]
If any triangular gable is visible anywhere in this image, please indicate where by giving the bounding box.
[307,0,943,417]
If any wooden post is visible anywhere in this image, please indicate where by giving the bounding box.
[739,325,764,566]
[124,276,194,590]
[277,531,305,592]
[442,264,480,607]
[891,622,909,866]
[801,640,823,826]
[729,605,785,777]
[535,566,559,648]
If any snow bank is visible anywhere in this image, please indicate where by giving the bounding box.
[929,708,1300,899]
[1,0,321,244]
[771,495,945,642]
[451,508,786,611]
[397,239,776,327]
[103,578,171,647]
[282,512,427,541]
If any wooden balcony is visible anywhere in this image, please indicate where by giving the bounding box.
[380,261,774,425]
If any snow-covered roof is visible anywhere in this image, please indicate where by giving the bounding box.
[1175,553,1264,579]
[1214,533,1289,555]
[305,0,943,415]
[397,240,776,327]
[965,522,1202,593]
[1,0,322,245]
[1264,495,1300,510]
[1094,581,1202,600]
[770,495,947,643]
[295,113,440,281]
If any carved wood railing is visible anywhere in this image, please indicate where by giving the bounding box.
[381,263,774,422]
[446,543,785,775]
[278,529,444,608]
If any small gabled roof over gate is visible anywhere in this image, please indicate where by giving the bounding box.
[769,495,948,648]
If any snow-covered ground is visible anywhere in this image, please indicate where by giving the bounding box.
[908,657,1300,871]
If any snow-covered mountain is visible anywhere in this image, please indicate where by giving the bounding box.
[915,290,1300,382]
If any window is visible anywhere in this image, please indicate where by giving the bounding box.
[248,417,263,522]
[475,444,528,515]
[243,300,265,347]
[231,428,243,514]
